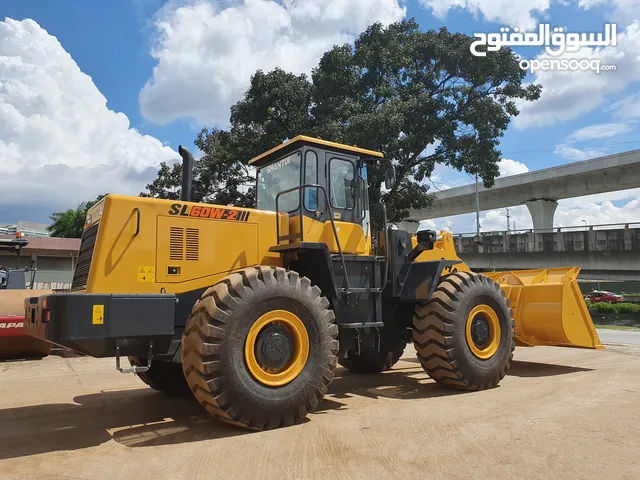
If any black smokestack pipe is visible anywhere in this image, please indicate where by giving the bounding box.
[178,145,194,202]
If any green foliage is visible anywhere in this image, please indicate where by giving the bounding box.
[590,302,640,314]
[143,20,541,229]
[47,194,107,238]
[140,162,182,200]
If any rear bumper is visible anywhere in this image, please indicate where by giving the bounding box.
[24,293,177,358]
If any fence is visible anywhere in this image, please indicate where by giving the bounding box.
[31,282,72,291]
[453,221,640,238]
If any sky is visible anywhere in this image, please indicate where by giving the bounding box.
[0,0,639,233]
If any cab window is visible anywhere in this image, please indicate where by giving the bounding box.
[329,158,355,209]
[304,150,318,211]
[256,151,301,212]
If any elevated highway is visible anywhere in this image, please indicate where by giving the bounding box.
[405,149,640,231]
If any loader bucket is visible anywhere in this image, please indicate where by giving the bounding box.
[483,267,604,349]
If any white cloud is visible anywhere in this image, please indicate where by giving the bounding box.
[553,122,636,161]
[608,93,640,119]
[579,0,640,25]
[554,187,640,209]
[139,0,406,126]
[425,158,528,194]
[418,0,553,30]
[567,122,634,142]
[556,196,640,227]
[0,18,177,215]
[554,145,605,161]
[514,21,640,129]
[420,0,638,32]
[498,158,529,177]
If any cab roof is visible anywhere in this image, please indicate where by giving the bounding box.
[248,135,384,167]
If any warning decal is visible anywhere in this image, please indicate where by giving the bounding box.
[137,266,156,283]
[92,305,104,325]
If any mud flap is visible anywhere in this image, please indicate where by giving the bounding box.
[484,267,604,349]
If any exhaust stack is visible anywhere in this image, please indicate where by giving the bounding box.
[178,145,194,202]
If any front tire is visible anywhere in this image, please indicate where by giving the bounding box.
[412,271,515,390]
[181,266,339,430]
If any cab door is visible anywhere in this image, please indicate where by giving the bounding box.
[323,152,365,254]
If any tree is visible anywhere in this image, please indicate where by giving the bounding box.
[47,194,107,238]
[143,19,541,228]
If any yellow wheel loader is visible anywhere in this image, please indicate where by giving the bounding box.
[24,136,603,430]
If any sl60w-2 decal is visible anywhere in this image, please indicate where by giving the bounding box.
[168,204,251,222]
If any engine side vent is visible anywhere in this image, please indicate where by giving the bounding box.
[169,227,184,261]
[186,228,199,261]
[71,222,99,290]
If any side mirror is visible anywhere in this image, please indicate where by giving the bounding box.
[384,165,396,190]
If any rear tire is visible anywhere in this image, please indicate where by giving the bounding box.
[128,357,191,396]
[181,266,339,430]
[338,335,407,373]
[412,271,515,390]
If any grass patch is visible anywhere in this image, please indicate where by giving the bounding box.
[589,302,640,314]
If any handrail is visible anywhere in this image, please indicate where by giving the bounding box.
[379,200,389,293]
[275,184,351,291]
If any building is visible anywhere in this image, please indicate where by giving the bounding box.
[0,235,80,290]
[0,220,51,238]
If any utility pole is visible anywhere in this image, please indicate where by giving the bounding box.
[475,173,480,237]
[506,208,510,233]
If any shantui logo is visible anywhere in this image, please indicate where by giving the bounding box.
[470,23,618,74]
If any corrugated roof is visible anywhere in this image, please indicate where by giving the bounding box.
[0,235,80,252]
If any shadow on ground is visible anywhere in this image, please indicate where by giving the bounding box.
[0,388,246,460]
[0,359,595,460]
[0,363,454,459]
[402,357,594,378]
[321,365,461,405]
[508,360,593,377]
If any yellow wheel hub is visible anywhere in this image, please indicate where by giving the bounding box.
[466,304,501,360]
[244,310,309,387]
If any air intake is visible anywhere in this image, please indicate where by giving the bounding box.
[169,226,199,261]
[169,227,184,261]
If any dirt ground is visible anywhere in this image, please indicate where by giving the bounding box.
[1,344,639,480]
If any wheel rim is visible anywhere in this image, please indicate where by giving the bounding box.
[244,310,309,387]
[465,304,501,360]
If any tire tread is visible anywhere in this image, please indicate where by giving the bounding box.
[412,272,516,391]
[181,266,338,430]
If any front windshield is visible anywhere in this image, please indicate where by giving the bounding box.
[256,151,301,212]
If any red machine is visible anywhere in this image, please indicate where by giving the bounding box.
[0,234,52,359]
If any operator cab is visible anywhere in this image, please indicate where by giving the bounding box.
[249,136,384,254]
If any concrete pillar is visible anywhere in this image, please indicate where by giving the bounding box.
[526,199,558,232]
